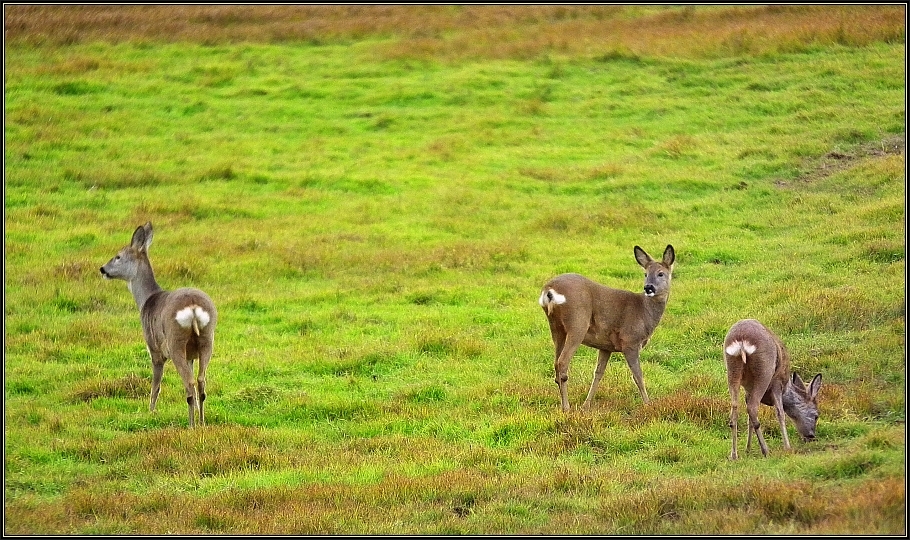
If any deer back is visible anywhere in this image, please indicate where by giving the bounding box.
[724,319,784,393]
[542,273,664,351]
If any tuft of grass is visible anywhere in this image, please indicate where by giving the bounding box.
[69,373,148,402]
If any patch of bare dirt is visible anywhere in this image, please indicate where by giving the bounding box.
[776,134,905,187]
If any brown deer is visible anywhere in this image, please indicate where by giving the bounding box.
[100,222,217,428]
[538,244,675,412]
[723,318,822,459]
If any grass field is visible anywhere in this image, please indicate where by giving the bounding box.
[4,5,906,534]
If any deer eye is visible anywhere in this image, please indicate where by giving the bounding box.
[658,272,664,277]
[115,255,121,261]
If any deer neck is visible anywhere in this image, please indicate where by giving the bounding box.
[128,260,163,311]
[643,291,669,316]
[781,380,806,416]
[636,292,668,335]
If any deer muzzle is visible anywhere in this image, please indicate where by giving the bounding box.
[644,284,656,296]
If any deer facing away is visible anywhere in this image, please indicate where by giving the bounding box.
[724,318,822,459]
[539,244,675,412]
[100,222,217,428]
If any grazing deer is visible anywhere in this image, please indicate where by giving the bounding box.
[539,244,675,412]
[100,222,217,428]
[723,318,822,459]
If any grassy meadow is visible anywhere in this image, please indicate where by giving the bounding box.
[3,5,906,534]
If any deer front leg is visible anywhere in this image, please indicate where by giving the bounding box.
[582,350,612,410]
[773,395,791,451]
[622,347,650,404]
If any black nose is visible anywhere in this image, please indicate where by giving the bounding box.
[644,285,655,295]
[100,267,106,276]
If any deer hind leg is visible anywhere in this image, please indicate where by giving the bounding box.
[622,347,650,404]
[196,339,213,426]
[582,350,612,410]
[547,322,569,411]
[729,398,740,460]
[745,390,770,457]
[727,377,741,460]
[725,354,745,460]
[148,349,166,413]
[170,348,200,428]
[554,332,584,413]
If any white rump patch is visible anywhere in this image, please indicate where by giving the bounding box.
[539,288,567,316]
[725,340,756,360]
[175,307,196,328]
[175,305,211,329]
[539,289,566,308]
[193,306,211,328]
[538,288,567,306]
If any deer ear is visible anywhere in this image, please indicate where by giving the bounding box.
[131,223,153,252]
[142,222,154,251]
[662,245,675,267]
[791,372,805,387]
[130,225,146,250]
[808,374,822,399]
[634,246,652,268]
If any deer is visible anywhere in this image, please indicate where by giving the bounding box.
[538,244,675,412]
[723,318,822,459]
[100,221,217,428]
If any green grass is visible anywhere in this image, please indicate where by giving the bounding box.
[4,5,905,535]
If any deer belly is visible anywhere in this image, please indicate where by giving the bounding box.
[582,330,619,352]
